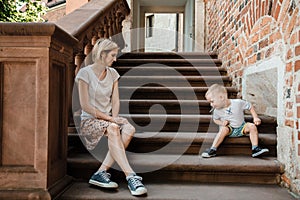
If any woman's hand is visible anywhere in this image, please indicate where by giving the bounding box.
[111,117,128,125]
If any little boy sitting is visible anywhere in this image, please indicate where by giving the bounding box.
[201,84,269,158]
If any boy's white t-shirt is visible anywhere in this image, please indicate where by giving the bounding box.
[75,65,120,120]
[213,99,252,128]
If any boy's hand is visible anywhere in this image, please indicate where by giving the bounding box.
[222,120,229,126]
[253,117,261,125]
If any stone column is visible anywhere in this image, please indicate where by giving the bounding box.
[0,23,78,199]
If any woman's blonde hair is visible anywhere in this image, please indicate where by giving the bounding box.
[92,38,119,62]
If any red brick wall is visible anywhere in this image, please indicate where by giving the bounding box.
[205,0,300,194]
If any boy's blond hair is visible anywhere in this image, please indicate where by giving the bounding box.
[205,84,228,98]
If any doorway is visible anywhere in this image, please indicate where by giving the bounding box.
[131,0,196,52]
[144,13,184,52]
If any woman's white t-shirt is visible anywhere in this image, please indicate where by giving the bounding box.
[75,65,120,120]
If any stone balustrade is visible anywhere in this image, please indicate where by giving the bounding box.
[56,0,130,73]
[0,22,78,199]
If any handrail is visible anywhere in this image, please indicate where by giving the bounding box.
[56,0,130,57]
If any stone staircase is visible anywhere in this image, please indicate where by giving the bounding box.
[61,52,284,199]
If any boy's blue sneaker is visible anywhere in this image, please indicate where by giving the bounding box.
[252,146,269,157]
[126,174,147,196]
[89,170,118,188]
[201,148,217,158]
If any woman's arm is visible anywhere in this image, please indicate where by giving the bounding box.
[78,79,114,122]
[111,81,120,118]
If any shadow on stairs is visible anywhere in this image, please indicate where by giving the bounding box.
[60,52,298,200]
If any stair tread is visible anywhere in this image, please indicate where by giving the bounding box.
[120,114,276,122]
[119,86,238,91]
[120,75,230,79]
[59,181,296,200]
[117,58,222,62]
[68,153,282,173]
[118,51,218,57]
[115,66,226,69]
[120,99,209,103]
[69,131,277,142]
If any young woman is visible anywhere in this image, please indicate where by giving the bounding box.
[75,38,147,196]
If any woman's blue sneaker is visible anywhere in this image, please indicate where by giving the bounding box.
[89,170,118,188]
[126,174,147,196]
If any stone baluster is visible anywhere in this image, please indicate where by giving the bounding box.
[74,53,85,75]
[84,42,93,66]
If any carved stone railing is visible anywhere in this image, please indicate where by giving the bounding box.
[56,0,130,73]
[55,0,130,127]
[0,22,78,199]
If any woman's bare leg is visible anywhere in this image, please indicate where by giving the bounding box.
[99,123,135,176]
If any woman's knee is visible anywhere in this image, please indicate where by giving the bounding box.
[107,123,120,136]
[123,123,135,136]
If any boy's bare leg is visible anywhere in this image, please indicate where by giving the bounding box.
[211,126,231,148]
[244,123,258,146]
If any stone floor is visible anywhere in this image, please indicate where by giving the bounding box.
[59,181,300,200]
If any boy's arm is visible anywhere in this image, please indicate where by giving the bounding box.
[213,119,229,126]
[249,106,261,125]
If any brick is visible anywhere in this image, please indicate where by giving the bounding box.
[285,119,294,128]
[270,32,282,44]
[290,32,298,45]
[265,47,274,58]
[298,144,300,156]
[261,16,272,27]
[248,54,257,65]
[286,110,293,118]
[285,8,299,41]
[286,49,293,60]
[286,102,293,109]
[251,33,259,43]
[259,38,269,49]
[296,60,300,72]
[296,45,300,56]
[297,95,300,103]
[246,47,253,57]
[260,25,271,38]
[298,131,300,140]
[298,107,300,118]
[262,1,265,16]
[274,5,281,20]
[251,24,260,35]
[286,62,293,72]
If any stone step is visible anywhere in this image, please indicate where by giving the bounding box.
[119,114,277,133]
[67,153,283,184]
[120,99,212,114]
[115,66,228,76]
[58,181,297,200]
[116,58,222,66]
[68,132,277,156]
[117,52,219,59]
[119,86,238,100]
[119,75,231,87]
